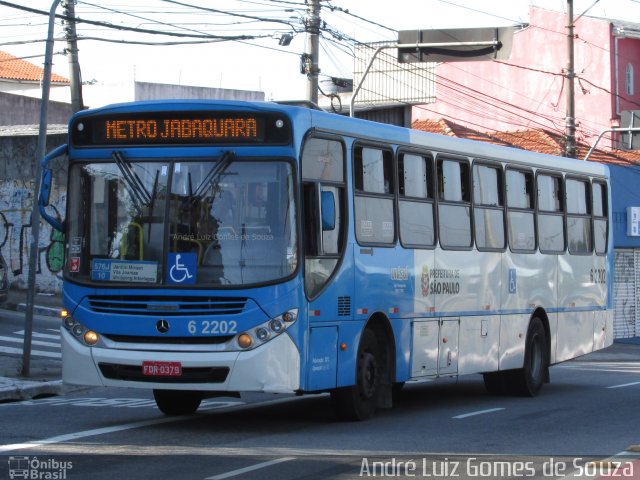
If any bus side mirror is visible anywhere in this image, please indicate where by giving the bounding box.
[38,144,68,232]
[39,168,53,207]
[321,191,335,231]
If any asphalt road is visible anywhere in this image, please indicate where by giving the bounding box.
[0,335,639,480]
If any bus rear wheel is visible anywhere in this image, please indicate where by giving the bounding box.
[483,317,548,397]
[331,329,380,421]
[153,389,203,415]
[510,317,548,396]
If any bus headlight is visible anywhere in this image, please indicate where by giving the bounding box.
[269,319,284,333]
[64,316,76,330]
[255,327,270,341]
[235,308,297,350]
[237,333,253,349]
[63,316,102,347]
[83,330,100,346]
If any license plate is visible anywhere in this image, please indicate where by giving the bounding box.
[142,361,182,377]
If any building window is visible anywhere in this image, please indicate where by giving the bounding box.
[626,63,634,96]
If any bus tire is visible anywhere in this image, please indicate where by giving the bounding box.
[510,317,548,396]
[331,329,380,421]
[153,389,203,415]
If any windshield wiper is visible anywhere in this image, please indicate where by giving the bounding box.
[193,151,235,200]
[112,151,152,207]
[147,168,161,236]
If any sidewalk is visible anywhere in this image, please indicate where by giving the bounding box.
[0,288,65,402]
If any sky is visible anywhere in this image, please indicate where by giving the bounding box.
[1,0,640,107]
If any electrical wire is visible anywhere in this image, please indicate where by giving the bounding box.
[0,0,264,40]
[0,0,633,151]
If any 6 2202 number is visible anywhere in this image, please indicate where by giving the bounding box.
[187,320,238,335]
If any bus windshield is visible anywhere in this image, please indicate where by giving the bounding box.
[66,156,297,287]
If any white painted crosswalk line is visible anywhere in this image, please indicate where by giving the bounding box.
[0,329,62,358]
[0,345,61,359]
[14,329,61,341]
[0,335,60,348]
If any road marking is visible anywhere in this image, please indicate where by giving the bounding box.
[0,396,243,411]
[559,362,640,373]
[0,417,188,453]
[0,346,61,359]
[452,407,505,419]
[0,395,301,453]
[205,457,295,480]
[0,335,60,348]
[606,381,640,389]
[15,330,61,341]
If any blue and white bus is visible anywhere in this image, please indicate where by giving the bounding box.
[40,100,612,420]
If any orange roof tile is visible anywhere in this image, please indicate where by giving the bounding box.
[412,118,640,166]
[0,50,69,84]
[412,119,514,147]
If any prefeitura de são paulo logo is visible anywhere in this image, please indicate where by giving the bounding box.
[421,264,430,297]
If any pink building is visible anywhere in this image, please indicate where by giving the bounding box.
[412,7,640,151]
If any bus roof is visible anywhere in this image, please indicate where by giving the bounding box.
[71,99,608,179]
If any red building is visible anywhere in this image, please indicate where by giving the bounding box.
[412,6,640,152]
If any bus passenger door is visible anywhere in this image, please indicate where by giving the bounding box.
[301,136,350,391]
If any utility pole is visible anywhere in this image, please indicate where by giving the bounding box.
[304,0,321,104]
[63,0,83,112]
[565,0,576,158]
[23,0,61,377]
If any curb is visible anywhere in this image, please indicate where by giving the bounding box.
[0,379,64,402]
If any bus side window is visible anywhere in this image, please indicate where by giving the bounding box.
[437,158,472,249]
[592,181,608,255]
[354,146,395,245]
[566,177,592,254]
[398,152,435,247]
[301,137,346,298]
[537,173,565,253]
[506,168,536,252]
[473,162,505,250]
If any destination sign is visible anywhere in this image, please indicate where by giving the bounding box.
[71,111,291,146]
[91,259,158,283]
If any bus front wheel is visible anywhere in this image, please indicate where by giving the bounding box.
[331,329,381,421]
[153,389,203,415]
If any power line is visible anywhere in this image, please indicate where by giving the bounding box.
[159,0,297,29]
[0,0,264,41]
[324,1,397,34]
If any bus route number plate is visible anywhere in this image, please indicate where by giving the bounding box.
[142,361,182,377]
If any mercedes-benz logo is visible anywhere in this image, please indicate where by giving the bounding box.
[156,319,170,334]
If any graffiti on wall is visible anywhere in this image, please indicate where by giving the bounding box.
[0,180,66,294]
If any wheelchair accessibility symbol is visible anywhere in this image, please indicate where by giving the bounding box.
[167,253,197,285]
[508,268,517,294]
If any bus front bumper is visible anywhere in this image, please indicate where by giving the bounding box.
[61,328,300,393]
